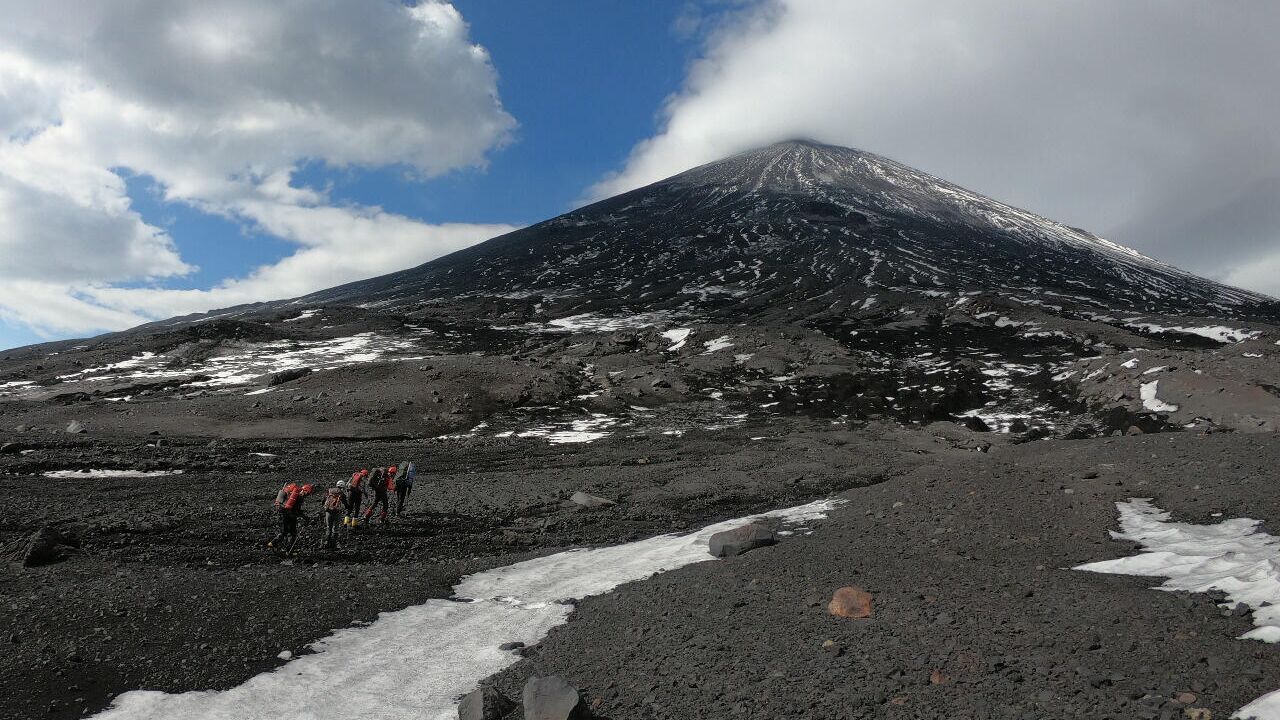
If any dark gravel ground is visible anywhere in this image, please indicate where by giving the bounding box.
[0,419,899,720]
[488,431,1280,720]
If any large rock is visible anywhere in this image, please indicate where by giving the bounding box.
[22,526,80,567]
[569,491,615,509]
[267,367,312,387]
[457,685,514,720]
[708,522,776,557]
[523,675,589,720]
[828,586,874,619]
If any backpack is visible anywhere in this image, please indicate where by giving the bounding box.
[282,486,304,511]
[275,483,299,508]
[324,488,344,512]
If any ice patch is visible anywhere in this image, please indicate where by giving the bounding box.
[702,336,733,354]
[90,498,845,720]
[55,333,419,391]
[283,309,320,322]
[1121,358,1139,369]
[1076,499,1280,720]
[1140,380,1179,413]
[662,328,691,351]
[1124,321,1260,344]
[545,312,669,333]
[517,414,618,444]
[44,469,184,479]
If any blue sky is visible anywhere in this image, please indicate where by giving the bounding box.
[0,1,709,351]
[3,1,1279,351]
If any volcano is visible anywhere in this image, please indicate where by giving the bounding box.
[2,140,1278,440]
[308,139,1276,321]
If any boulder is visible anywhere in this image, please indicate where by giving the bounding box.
[708,523,776,557]
[22,526,80,567]
[569,491,615,509]
[828,586,874,619]
[65,420,86,434]
[267,367,312,387]
[457,685,515,720]
[523,675,589,720]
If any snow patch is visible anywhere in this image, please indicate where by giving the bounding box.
[661,328,691,351]
[44,469,184,479]
[1125,321,1260,344]
[702,336,733,354]
[1139,380,1179,413]
[545,312,669,333]
[1076,499,1280,720]
[91,498,844,720]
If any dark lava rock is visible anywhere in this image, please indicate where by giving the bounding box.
[708,522,776,557]
[458,684,515,720]
[267,368,312,387]
[21,526,80,567]
[499,642,525,651]
[0,442,24,454]
[523,675,589,720]
[961,415,991,432]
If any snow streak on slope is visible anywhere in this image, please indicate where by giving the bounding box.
[1076,499,1280,720]
[91,499,843,720]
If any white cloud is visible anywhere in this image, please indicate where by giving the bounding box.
[1221,253,1280,302]
[0,0,516,338]
[85,210,515,321]
[593,0,1280,299]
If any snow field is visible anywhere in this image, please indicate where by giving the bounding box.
[92,498,844,720]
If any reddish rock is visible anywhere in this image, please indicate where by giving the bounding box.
[827,586,873,618]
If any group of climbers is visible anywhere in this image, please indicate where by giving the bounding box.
[267,460,417,554]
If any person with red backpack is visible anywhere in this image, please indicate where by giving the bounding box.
[363,466,394,524]
[344,469,368,527]
[322,481,350,550]
[268,482,315,553]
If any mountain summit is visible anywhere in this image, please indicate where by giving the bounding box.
[304,139,1274,321]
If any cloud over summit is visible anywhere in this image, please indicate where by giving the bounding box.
[595,0,1280,299]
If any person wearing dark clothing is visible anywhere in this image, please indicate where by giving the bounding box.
[269,483,315,553]
[395,461,415,515]
[345,469,368,527]
[363,466,393,524]
[322,482,350,550]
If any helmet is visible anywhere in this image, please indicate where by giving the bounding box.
[336,480,349,489]
[301,483,315,495]
[388,466,398,475]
